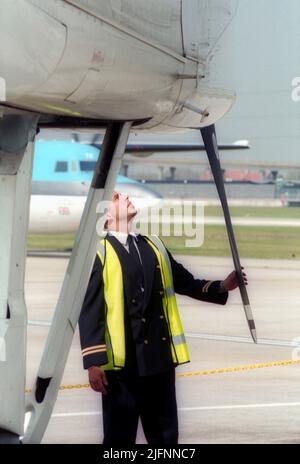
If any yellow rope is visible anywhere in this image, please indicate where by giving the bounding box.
[24,359,300,393]
[177,359,300,378]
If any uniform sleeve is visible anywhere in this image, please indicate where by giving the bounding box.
[167,250,228,306]
[78,255,108,369]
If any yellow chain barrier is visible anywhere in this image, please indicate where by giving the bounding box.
[24,359,300,394]
[177,359,300,378]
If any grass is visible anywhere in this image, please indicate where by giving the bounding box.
[160,226,300,260]
[203,206,300,219]
[28,225,300,260]
[27,234,74,251]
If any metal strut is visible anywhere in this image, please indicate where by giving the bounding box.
[23,121,132,444]
[0,110,40,443]
[200,125,257,343]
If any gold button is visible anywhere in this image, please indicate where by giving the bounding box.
[159,290,164,295]
[142,318,146,323]
[132,299,136,304]
[144,339,149,345]
[162,337,167,341]
[160,315,164,319]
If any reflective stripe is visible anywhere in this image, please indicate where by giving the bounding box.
[146,235,175,290]
[165,286,175,298]
[98,234,190,369]
[99,240,126,370]
[82,348,107,357]
[172,334,187,346]
[145,235,190,365]
[202,282,208,293]
[97,241,106,264]
[202,281,210,293]
[82,344,106,354]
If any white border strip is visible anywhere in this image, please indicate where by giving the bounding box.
[51,401,300,418]
[186,332,297,348]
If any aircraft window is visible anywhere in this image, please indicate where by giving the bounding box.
[80,161,97,172]
[55,161,68,172]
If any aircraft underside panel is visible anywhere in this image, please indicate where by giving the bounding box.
[181,0,239,62]
[0,0,236,130]
[5,0,184,125]
[0,0,67,100]
[70,0,184,55]
[0,109,40,437]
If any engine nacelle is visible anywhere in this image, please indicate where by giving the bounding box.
[0,0,238,130]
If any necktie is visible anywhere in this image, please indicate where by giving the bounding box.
[127,234,145,296]
[127,235,142,269]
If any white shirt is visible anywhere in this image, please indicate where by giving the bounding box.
[108,230,142,264]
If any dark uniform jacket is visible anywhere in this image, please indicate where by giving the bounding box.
[78,234,228,376]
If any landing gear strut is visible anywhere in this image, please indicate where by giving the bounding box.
[201,125,257,343]
[0,110,39,443]
[23,121,132,443]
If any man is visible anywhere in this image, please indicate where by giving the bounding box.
[78,191,247,445]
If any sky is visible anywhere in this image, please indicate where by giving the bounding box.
[217,0,300,167]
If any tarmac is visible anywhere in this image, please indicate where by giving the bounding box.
[24,254,300,444]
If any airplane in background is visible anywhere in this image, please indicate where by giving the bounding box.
[33,137,250,197]
[31,137,249,234]
[30,140,162,234]
[0,0,255,443]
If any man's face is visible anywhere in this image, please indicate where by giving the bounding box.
[108,191,137,224]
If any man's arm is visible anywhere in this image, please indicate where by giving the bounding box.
[167,250,228,305]
[78,255,108,369]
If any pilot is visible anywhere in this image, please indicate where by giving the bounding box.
[78,190,247,445]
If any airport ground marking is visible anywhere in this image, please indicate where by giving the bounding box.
[51,401,300,419]
[24,359,300,394]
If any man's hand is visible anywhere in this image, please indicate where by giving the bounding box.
[222,268,248,292]
[88,366,108,395]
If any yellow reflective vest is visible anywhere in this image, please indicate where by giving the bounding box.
[97,235,190,370]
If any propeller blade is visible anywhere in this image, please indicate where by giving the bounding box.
[200,125,257,343]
